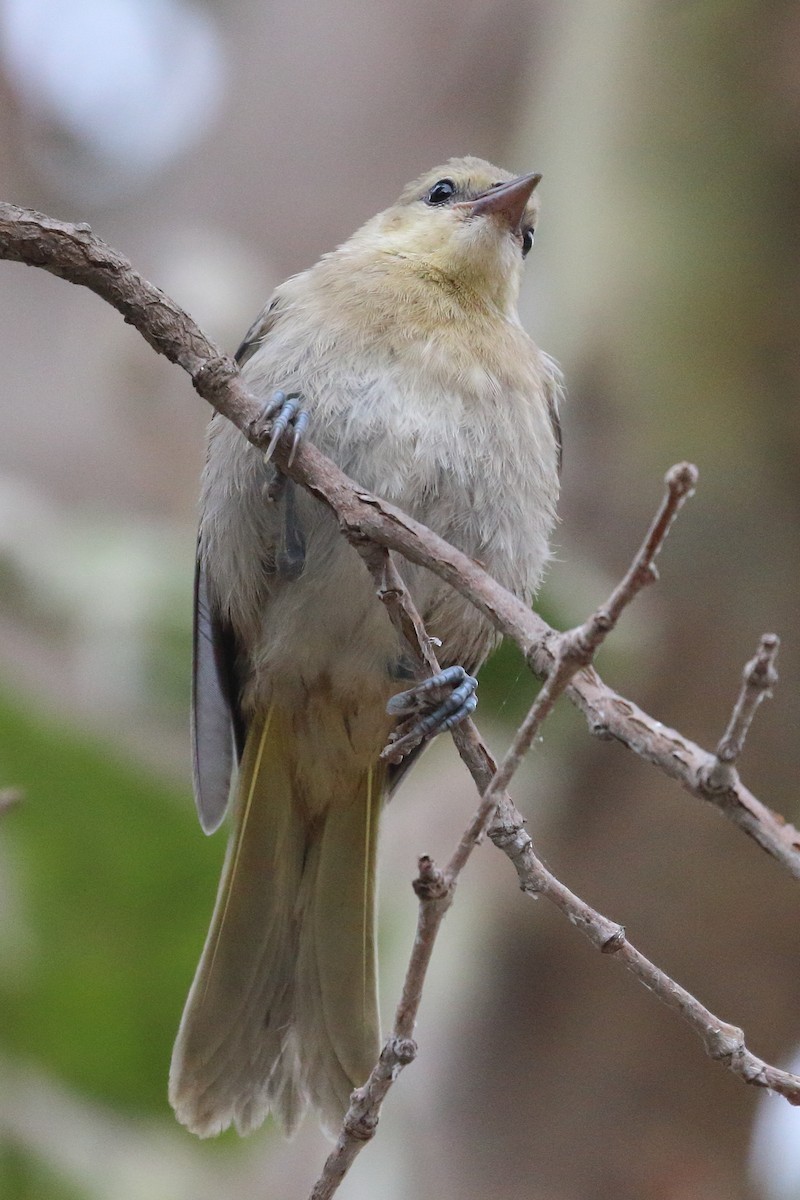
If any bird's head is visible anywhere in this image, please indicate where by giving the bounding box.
[349,156,541,315]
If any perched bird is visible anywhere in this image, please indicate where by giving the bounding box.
[170,157,562,1139]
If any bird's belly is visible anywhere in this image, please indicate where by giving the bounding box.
[248,509,401,705]
[332,407,554,609]
[202,373,556,710]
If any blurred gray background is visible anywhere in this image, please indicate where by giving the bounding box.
[1,1,800,1197]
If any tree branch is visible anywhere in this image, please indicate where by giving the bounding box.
[307,465,746,1199]
[699,633,780,792]
[489,805,800,1105]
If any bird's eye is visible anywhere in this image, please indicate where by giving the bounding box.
[425,179,456,206]
[521,228,535,258]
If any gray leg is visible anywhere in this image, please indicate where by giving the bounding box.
[254,390,311,579]
[386,665,478,753]
[275,478,306,580]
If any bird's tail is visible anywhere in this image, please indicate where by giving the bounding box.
[169,701,384,1138]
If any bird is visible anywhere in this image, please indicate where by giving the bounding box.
[169,156,563,1139]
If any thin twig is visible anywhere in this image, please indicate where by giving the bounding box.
[308,858,448,1200]
[447,462,698,881]
[700,633,780,791]
[599,461,697,624]
[489,797,800,1105]
[309,467,692,1198]
[718,633,780,762]
[357,546,441,679]
[567,670,800,874]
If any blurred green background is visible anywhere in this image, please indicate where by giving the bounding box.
[2,2,800,1198]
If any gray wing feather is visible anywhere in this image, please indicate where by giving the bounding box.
[235,296,281,367]
[191,554,244,834]
[190,289,286,832]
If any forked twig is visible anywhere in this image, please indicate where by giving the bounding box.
[309,466,699,1198]
[700,633,780,792]
[489,808,800,1105]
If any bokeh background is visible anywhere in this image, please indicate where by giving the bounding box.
[1,1,800,1197]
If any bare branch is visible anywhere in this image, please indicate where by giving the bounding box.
[308,468,696,1197]
[309,460,795,1197]
[489,795,800,1105]
[569,670,800,875]
[718,633,780,762]
[356,546,441,683]
[447,461,700,882]
[595,460,697,628]
[308,857,447,1200]
[699,633,781,791]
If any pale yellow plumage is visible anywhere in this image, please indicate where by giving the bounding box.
[170,157,562,1138]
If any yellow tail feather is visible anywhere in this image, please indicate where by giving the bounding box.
[170,701,385,1138]
[199,704,275,1008]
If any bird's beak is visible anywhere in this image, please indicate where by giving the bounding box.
[460,172,542,232]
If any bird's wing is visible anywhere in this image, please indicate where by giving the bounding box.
[234,294,283,368]
[386,742,428,797]
[191,552,247,834]
[191,292,290,834]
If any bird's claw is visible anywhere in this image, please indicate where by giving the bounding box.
[250,390,310,465]
[383,665,478,761]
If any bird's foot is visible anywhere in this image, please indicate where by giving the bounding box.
[250,390,310,466]
[383,665,478,761]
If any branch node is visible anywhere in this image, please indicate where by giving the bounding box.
[588,720,614,741]
[600,925,627,954]
[698,755,739,794]
[342,1106,379,1142]
[579,613,612,652]
[194,355,239,399]
[489,816,533,871]
[746,632,780,691]
[413,856,449,901]
[389,1036,418,1066]
[706,1024,746,1063]
[665,461,699,497]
